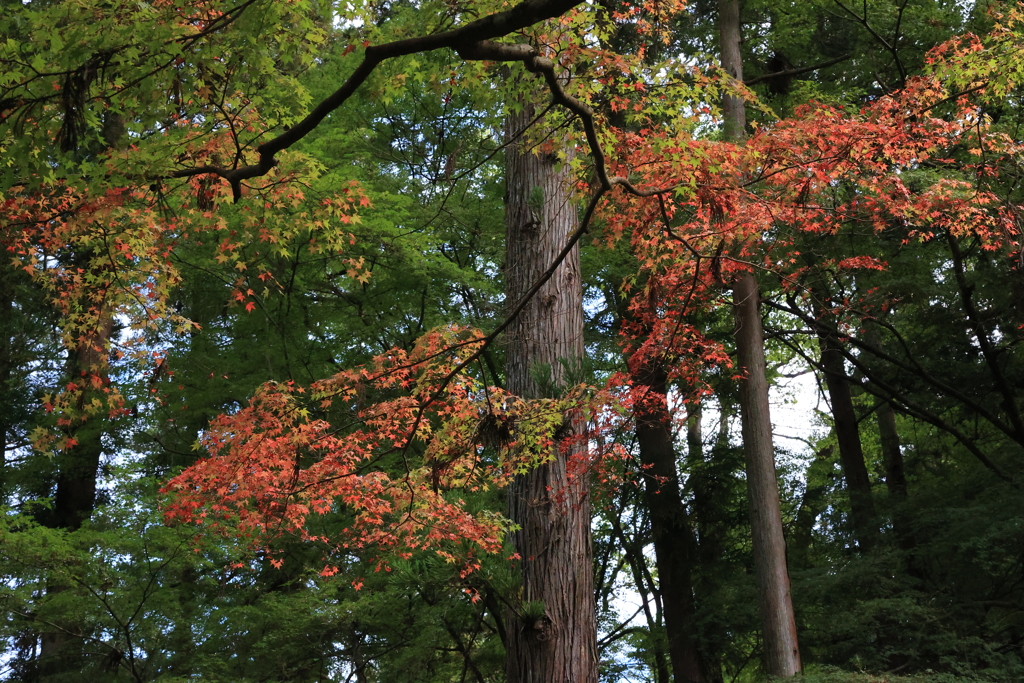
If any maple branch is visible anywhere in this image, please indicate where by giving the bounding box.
[768,305,1015,484]
[169,0,687,202]
[443,187,608,383]
[454,41,657,195]
[9,605,145,683]
[914,83,988,116]
[272,188,609,499]
[856,312,1023,444]
[657,194,708,320]
[743,54,851,87]
[169,0,589,199]
[853,370,1015,485]
[2,0,261,122]
[766,297,1019,482]
[167,3,699,492]
[771,296,1021,443]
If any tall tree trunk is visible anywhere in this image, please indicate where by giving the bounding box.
[46,278,113,533]
[34,114,125,680]
[732,274,801,677]
[817,334,878,551]
[504,97,598,683]
[610,510,671,683]
[875,400,918,559]
[862,329,915,552]
[718,2,801,673]
[717,0,746,144]
[790,446,833,569]
[38,310,113,674]
[46,112,124,533]
[0,262,13,498]
[38,99,122,664]
[632,362,709,683]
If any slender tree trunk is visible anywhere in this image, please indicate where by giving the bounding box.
[687,403,722,573]
[632,363,708,683]
[718,0,801,675]
[686,407,703,469]
[732,275,801,677]
[790,447,833,569]
[36,121,125,676]
[46,113,124,534]
[504,96,598,683]
[875,400,919,560]
[50,296,113,533]
[876,402,907,502]
[817,335,878,551]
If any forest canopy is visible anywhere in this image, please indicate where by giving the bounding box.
[2,0,1024,681]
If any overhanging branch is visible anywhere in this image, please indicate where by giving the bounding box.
[170,0,579,198]
[169,0,678,202]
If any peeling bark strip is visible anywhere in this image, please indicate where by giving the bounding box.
[504,94,597,683]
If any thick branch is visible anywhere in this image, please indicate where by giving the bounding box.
[171,0,587,199]
[830,0,907,86]
[170,0,678,202]
[769,297,1021,445]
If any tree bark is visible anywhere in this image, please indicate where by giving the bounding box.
[37,101,122,662]
[0,262,13,497]
[875,400,918,560]
[717,0,746,143]
[609,510,671,683]
[718,0,801,675]
[790,447,833,569]
[504,95,598,683]
[684,405,726,683]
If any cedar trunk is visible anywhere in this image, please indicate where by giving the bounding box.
[732,274,801,677]
[719,0,801,673]
[504,100,598,683]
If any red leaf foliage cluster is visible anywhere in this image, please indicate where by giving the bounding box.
[599,52,1020,377]
[161,327,631,565]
